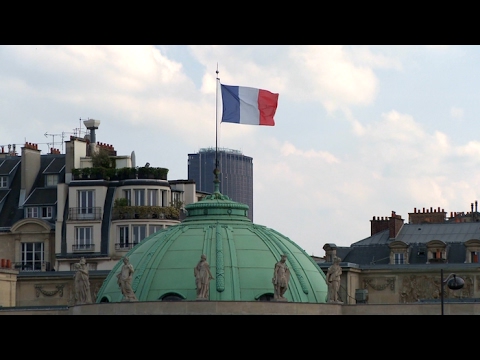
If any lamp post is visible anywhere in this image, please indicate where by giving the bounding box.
[440,269,464,315]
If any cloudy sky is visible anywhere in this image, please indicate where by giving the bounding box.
[2,45,480,256]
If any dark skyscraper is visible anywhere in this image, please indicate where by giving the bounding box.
[188,148,253,221]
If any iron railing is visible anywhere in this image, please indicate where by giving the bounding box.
[115,242,139,250]
[72,244,95,252]
[68,207,103,220]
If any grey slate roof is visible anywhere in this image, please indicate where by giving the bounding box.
[353,222,480,246]
[0,189,10,203]
[342,244,391,265]
[396,222,480,244]
[43,157,65,174]
[335,221,480,266]
[24,188,58,206]
[0,153,65,228]
[0,159,22,227]
[0,158,20,175]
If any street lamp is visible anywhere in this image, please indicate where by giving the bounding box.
[440,269,464,315]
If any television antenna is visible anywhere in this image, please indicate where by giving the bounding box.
[44,132,66,153]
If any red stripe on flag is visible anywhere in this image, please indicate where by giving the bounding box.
[258,89,279,126]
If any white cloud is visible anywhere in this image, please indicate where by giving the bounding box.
[3,44,480,256]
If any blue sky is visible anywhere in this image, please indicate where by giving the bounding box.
[2,45,480,256]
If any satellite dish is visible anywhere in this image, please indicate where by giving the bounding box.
[131,151,136,168]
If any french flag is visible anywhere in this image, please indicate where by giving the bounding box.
[220,84,279,126]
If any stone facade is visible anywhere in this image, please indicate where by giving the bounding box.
[2,264,477,308]
[1,300,480,315]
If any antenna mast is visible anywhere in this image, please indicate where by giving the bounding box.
[44,132,66,153]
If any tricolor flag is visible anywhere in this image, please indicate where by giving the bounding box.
[220,84,279,126]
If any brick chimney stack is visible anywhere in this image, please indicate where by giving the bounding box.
[389,211,404,239]
[409,206,446,224]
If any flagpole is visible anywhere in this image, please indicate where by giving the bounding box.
[216,64,219,174]
[214,64,220,192]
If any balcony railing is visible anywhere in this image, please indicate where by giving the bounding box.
[69,207,103,221]
[112,206,180,220]
[13,262,52,271]
[429,258,447,263]
[115,242,139,251]
[72,244,95,252]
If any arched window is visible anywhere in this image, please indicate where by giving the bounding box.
[256,293,274,301]
[160,292,185,301]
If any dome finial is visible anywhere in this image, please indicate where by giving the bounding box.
[213,164,221,194]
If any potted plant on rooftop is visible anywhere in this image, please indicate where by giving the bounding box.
[80,167,91,179]
[90,167,106,179]
[72,168,81,180]
[138,165,154,179]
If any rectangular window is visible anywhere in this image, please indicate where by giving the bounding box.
[119,226,129,248]
[172,192,181,205]
[160,189,165,207]
[394,253,404,264]
[75,227,93,251]
[472,251,479,263]
[41,206,53,218]
[148,189,158,206]
[132,225,146,244]
[45,174,58,187]
[78,190,94,218]
[134,189,145,206]
[26,207,39,218]
[149,225,162,236]
[0,176,7,188]
[123,189,131,205]
[21,242,44,271]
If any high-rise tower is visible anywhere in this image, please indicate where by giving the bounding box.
[188,148,253,221]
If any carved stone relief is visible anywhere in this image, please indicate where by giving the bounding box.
[400,274,473,303]
[363,277,395,291]
[476,275,480,291]
[91,281,102,302]
[34,284,65,298]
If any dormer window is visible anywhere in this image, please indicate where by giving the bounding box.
[464,239,480,263]
[389,240,409,264]
[26,207,38,218]
[426,240,447,264]
[0,176,7,188]
[41,206,53,218]
[25,206,53,219]
[394,253,405,264]
[45,174,58,187]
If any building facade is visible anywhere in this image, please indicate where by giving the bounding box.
[317,205,480,305]
[4,121,480,311]
[188,148,253,221]
[0,120,206,306]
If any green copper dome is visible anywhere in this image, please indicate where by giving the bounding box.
[96,184,328,303]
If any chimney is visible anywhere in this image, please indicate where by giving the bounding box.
[371,215,389,236]
[389,211,404,239]
[20,143,41,206]
[322,243,338,262]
